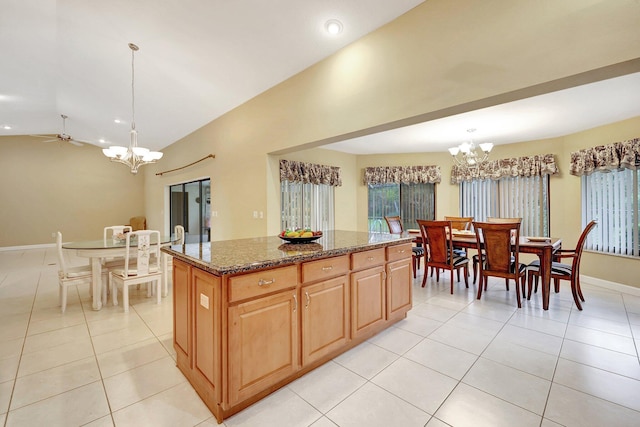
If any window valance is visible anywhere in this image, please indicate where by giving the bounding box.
[569,138,640,176]
[363,165,441,185]
[279,159,342,186]
[450,154,559,184]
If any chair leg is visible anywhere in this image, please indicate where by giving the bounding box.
[576,277,585,302]
[123,283,130,313]
[156,279,161,305]
[60,285,67,313]
[515,277,522,308]
[473,260,478,284]
[504,278,509,291]
[450,269,454,294]
[111,274,118,306]
[421,266,428,288]
[571,277,583,310]
[527,271,533,300]
[456,269,460,282]
[412,256,417,279]
[477,275,484,300]
[463,265,469,288]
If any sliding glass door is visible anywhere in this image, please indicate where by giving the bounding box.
[170,179,211,244]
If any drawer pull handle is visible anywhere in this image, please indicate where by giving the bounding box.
[258,278,275,286]
[293,294,298,312]
[367,257,375,261]
[399,249,406,253]
[305,291,310,308]
[321,266,333,271]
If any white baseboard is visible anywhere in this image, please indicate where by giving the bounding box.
[0,243,56,252]
[581,275,640,296]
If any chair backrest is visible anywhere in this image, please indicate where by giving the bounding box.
[444,216,473,231]
[571,220,598,273]
[122,230,161,276]
[55,231,68,276]
[174,225,185,245]
[384,216,404,234]
[473,220,521,276]
[129,216,147,231]
[487,217,522,224]
[104,225,133,243]
[417,220,453,265]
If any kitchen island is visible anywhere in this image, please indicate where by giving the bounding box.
[162,230,414,423]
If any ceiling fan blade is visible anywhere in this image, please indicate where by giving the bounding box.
[28,134,56,139]
[69,140,84,147]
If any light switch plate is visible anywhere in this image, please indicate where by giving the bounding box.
[200,293,209,309]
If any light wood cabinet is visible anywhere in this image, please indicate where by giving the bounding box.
[386,258,412,322]
[192,268,221,396]
[350,265,386,339]
[228,290,299,405]
[301,275,349,366]
[173,259,191,365]
[170,240,413,424]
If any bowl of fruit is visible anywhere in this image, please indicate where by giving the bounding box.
[279,228,323,243]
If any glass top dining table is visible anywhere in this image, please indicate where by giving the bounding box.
[406,230,562,310]
[63,235,174,310]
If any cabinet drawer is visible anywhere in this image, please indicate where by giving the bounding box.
[301,255,349,284]
[387,243,413,262]
[229,265,297,303]
[351,248,385,271]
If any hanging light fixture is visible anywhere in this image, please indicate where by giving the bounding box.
[103,43,163,174]
[448,128,493,167]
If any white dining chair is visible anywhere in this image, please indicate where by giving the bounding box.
[161,225,185,297]
[103,225,133,243]
[56,231,105,313]
[109,230,163,312]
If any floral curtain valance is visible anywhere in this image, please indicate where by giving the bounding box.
[450,153,559,184]
[279,159,342,186]
[363,165,441,185]
[569,138,640,176]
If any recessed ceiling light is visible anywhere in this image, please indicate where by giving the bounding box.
[325,19,343,35]
[114,119,121,124]
[2,125,11,130]
[99,138,106,143]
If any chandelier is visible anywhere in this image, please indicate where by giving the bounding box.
[102,43,163,174]
[448,129,493,167]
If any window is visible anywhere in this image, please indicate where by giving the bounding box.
[460,175,550,236]
[368,183,435,232]
[281,181,334,232]
[169,178,210,244]
[581,169,639,257]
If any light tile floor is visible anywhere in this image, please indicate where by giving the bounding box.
[1,247,639,426]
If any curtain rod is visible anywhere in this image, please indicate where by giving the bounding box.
[155,154,215,176]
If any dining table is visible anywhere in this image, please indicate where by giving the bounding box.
[62,235,174,310]
[406,230,562,310]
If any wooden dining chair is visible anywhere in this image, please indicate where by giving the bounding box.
[110,230,163,312]
[472,217,521,284]
[527,220,597,310]
[417,220,469,293]
[444,216,473,258]
[384,216,424,278]
[473,220,526,308]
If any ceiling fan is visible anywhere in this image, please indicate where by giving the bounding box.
[30,114,86,146]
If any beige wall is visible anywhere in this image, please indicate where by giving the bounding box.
[4,1,639,287]
[0,136,145,246]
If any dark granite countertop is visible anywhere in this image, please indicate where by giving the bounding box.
[161,230,413,276]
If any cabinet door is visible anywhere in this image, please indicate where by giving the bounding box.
[351,265,386,339]
[302,275,349,366]
[173,259,191,362]
[228,291,299,405]
[192,268,221,391]
[387,258,412,322]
